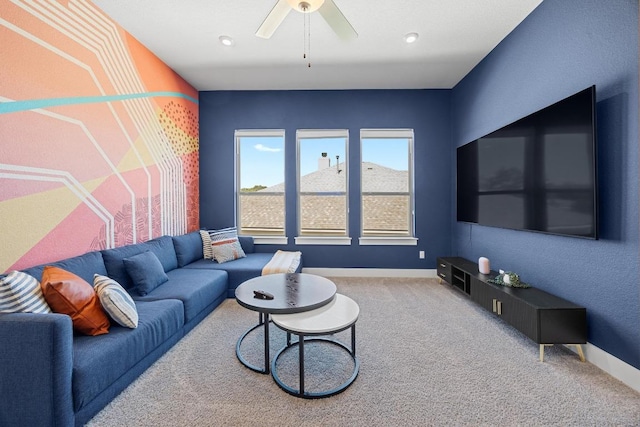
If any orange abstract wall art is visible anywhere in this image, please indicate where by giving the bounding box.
[0,0,199,272]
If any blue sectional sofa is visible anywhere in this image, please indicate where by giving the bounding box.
[0,231,301,427]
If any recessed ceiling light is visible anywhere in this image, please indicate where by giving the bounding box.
[404,32,419,44]
[219,35,235,47]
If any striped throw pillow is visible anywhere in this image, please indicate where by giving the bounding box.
[94,274,138,328]
[0,271,52,314]
[208,227,246,264]
[200,230,214,260]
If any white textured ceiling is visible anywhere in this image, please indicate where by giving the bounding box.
[93,0,543,91]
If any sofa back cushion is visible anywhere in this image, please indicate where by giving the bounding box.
[101,236,178,291]
[172,231,204,267]
[22,251,107,285]
[238,236,255,254]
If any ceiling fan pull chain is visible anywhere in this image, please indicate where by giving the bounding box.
[302,8,311,67]
[307,11,311,67]
[303,6,307,60]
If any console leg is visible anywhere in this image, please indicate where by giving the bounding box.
[539,344,553,362]
[574,344,586,362]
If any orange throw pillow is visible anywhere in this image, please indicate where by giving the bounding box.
[41,266,110,336]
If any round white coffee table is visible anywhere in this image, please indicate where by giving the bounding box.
[270,293,360,398]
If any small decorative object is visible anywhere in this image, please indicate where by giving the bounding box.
[478,257,490,274]
[488,269,531,288]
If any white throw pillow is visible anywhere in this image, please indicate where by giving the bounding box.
[208,227,246,264]
[199,230,214,260]
[0,271,52,314]
[94,274,138,328]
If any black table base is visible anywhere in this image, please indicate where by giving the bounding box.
[236,312,271,374]
[235,274,338,376]
[270,325,359,399]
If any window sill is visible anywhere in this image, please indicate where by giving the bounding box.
[359,237,418,246]
[252,236,289,245]
[295,236,352,246]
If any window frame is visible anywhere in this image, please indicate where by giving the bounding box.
[359,128,417,246]
[294,129,351,246]
[235,129,288,245]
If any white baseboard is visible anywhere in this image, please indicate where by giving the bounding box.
[300,267,640,394]
[566,343,640,393]
[301,267,436,278]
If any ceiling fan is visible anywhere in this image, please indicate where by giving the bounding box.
[256,0,357,41]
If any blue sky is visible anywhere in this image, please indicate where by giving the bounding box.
[362,138,409,171]
[239,136,285,188]
[239,136,409,188]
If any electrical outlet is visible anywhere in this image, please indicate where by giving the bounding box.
[419,250,425,259]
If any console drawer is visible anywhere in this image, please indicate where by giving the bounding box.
[436,258,451,283]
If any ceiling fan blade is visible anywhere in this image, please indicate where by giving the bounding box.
[318,0,357,41]
[256,0,292,39]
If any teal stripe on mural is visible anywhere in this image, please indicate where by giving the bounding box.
[0,91,198,114]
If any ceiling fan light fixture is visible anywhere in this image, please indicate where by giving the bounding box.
[404,32,419,44]
[287,0,325,13]
[256,0,357,41]
[219,35,235,47]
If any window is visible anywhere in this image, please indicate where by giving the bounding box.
[360,129,417,245]
[295,130,350,245]
[235,130,286,243]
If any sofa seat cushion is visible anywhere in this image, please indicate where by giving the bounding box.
[72,298,184,412]
[182,253,276,292]
[133,269,228,323]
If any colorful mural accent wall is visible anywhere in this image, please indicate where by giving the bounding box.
[0,0,199,272]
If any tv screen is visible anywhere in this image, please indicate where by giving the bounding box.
[457,86,598,239]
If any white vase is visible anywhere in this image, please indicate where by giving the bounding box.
[478,257,490,274]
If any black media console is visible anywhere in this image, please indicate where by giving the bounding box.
[437,257,587,362]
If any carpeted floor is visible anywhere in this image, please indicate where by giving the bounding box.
[87,277,640,426]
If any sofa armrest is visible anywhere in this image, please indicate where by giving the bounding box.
[238,236,255,254]
[0,313,75,427]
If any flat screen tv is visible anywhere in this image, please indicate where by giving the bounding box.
[457,86,598,239]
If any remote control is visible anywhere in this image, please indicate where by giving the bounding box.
[253,289,274,300]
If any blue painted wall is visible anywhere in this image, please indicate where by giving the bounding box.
[199,0,639,370]
[199,90,452,269]
[452,0,639,368]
